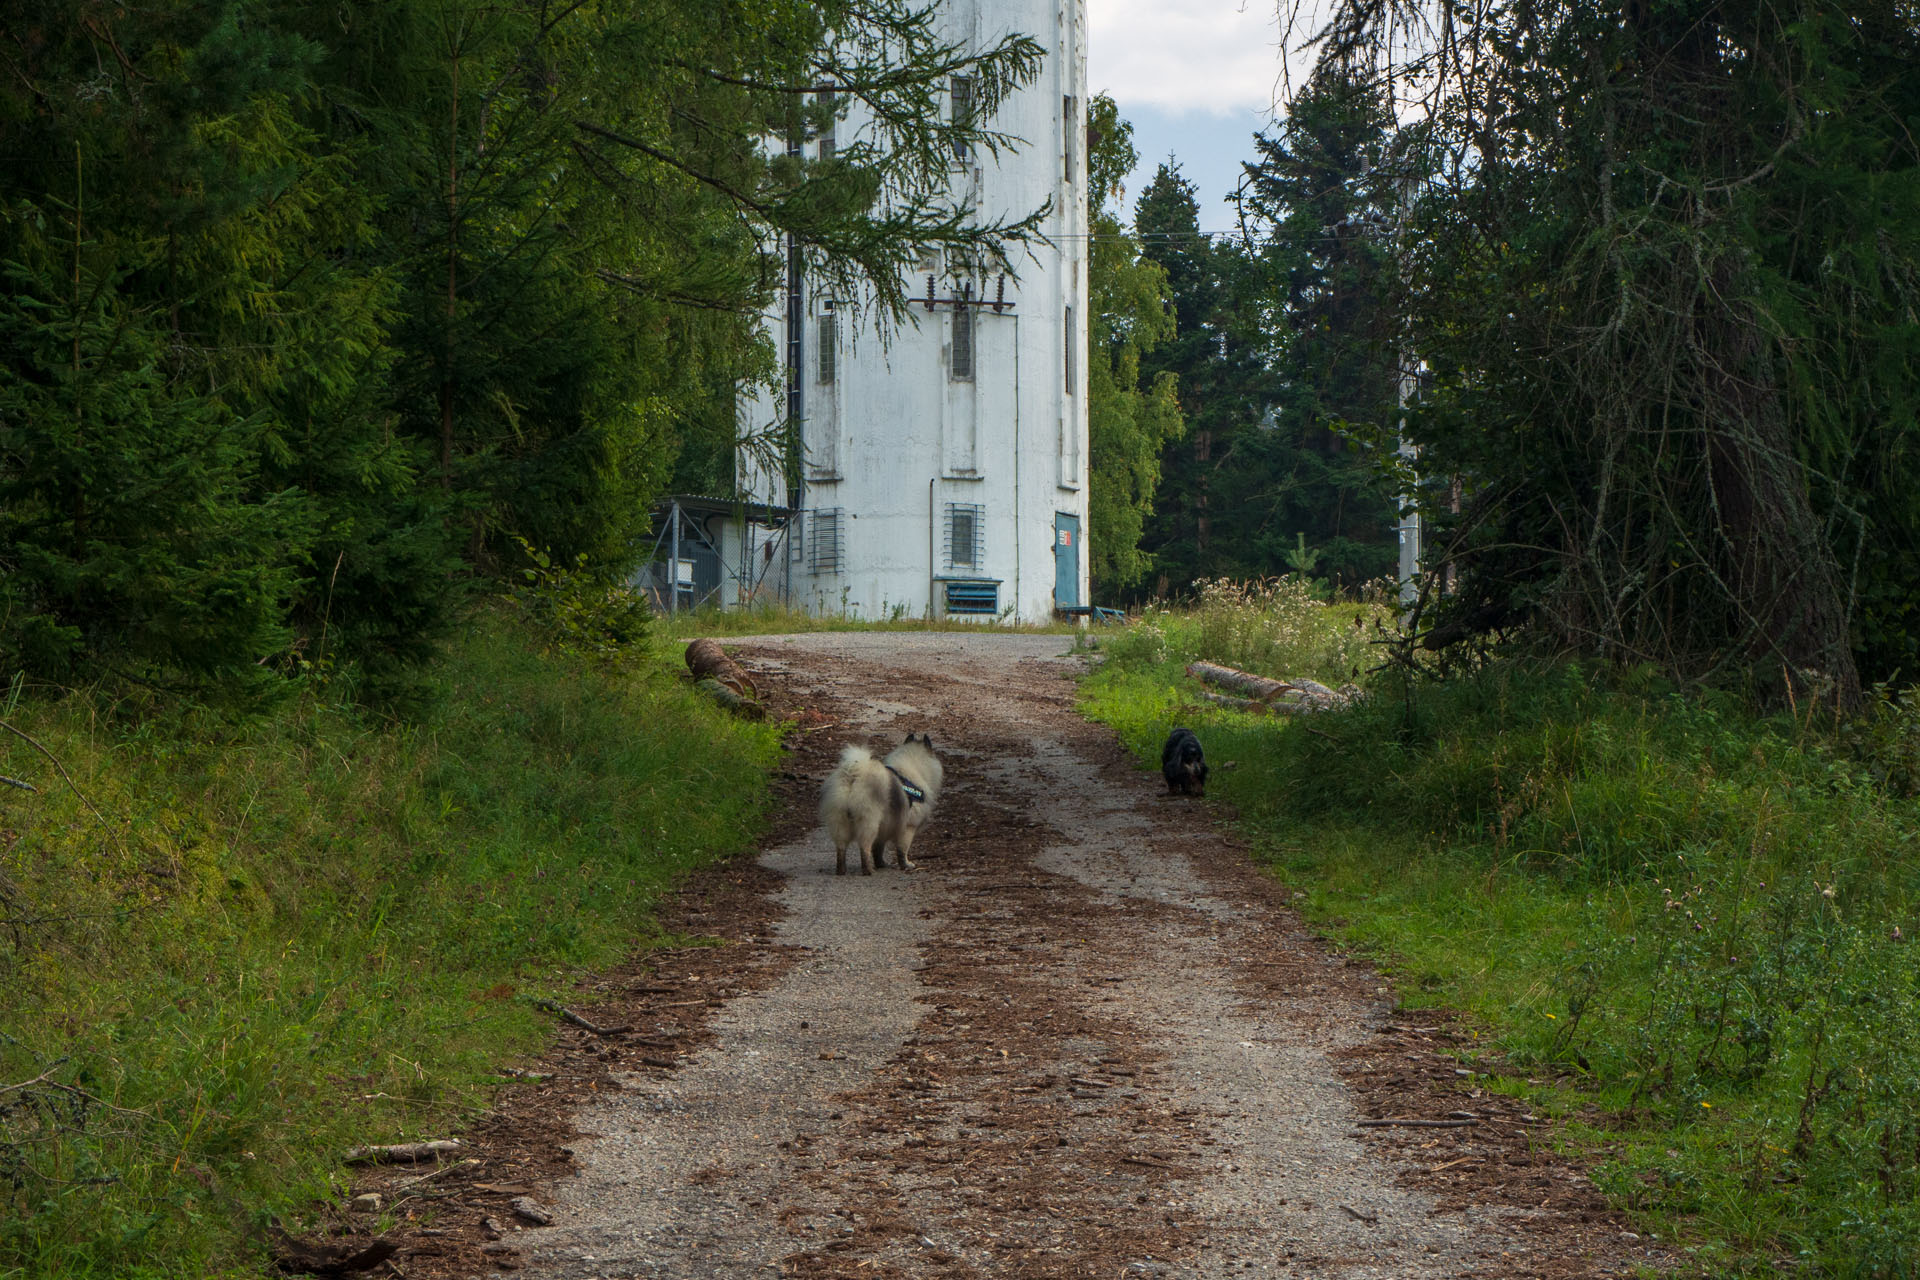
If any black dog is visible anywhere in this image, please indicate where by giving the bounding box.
[1161,727,1209,796]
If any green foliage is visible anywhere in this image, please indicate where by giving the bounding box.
[0,0,1050,693]
[1101,576,1389,689]
[1282,533,1322,575]
[1234,66,1402,555]
[508,537,652,662]
[1086,96,1184,594]
[0,616,780,1276]
[1130,157,1398,599]
[1084,638,1920,1274]
[1844,684,1920,799]
[1308,0,1920,702]
[0,231,309,687]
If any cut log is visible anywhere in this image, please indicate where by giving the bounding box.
[695,678,765,720]
[1187,661,1293,701]
[1288,677,1344,702]
[1186,661,1354,710]
[684,637,757,698]
[343,1139,463,1166]
[686,638,765,718]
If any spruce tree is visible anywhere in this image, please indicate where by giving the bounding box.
[1229,65,1400,589]
[1300,0,1920,701]
[1085,98,1183,593]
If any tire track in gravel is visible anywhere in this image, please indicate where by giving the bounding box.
[516,633,1657,1280]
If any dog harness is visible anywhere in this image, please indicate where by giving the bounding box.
[886,765,927,805]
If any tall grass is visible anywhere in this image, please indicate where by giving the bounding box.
[1098,575,1393,687]
[1083,594,1920,1277]
[0,617,781,1277]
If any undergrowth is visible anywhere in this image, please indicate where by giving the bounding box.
[1083,602,1920,1278]
[1095,575,1392,687]
[0,613,781,1278]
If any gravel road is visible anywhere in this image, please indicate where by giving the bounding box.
[480,633,1656,1280]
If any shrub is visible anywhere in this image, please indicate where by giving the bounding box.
[1115,576,1390,688]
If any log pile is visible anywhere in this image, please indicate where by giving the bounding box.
[1185,661,1357,715]
[685,638,765,719]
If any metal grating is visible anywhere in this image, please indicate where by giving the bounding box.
[944,503,984,570]
[807,507,843,574]
[944,580,998,615]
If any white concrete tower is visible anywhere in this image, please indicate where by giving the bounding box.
[737,0,1090,623]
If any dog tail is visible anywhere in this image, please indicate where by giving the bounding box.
[836,744,875,770]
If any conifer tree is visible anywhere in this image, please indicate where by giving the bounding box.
[1299,0,1920,702]
[1132,158,1396,598]
[1086,97,1183,592]
[0,0,425,687]
[1132,164,1240,593]
[1229,64,1400,588]
[0,0,1054,690]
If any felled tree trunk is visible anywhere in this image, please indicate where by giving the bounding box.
[1187,661,1290,701]
[696,678,765,719]
[684,637,755,693]
[1185,662,1353,709]
[686,638,764,717]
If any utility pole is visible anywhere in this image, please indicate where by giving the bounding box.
[669,498,681,616]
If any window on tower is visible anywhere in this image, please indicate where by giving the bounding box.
[945,503,984,570]
[1063,95,1076,184]
[951,302,974,381]
[1064,305,1075,394]
[807,508,844,574]
[950,77,973,161]
[818,303,836,384]
[818,89,837,159]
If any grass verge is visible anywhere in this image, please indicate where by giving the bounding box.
[1081,601,1920,1278]
[0,614,781,1278]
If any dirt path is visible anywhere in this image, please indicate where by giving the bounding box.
[377,634,1663,1279]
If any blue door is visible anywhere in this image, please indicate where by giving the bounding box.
[1054,512,1080,608]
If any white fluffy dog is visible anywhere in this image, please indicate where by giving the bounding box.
[818,733,944,875]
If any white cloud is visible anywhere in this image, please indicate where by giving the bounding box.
[1089,0,1320,118]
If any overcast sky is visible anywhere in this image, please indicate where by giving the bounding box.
[1088,0,1323,235]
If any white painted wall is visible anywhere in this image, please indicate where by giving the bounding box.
[737,0,1090,623]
